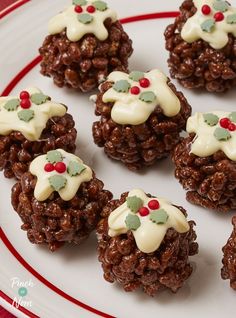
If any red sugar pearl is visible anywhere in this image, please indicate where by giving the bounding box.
[228,123,236,132]
[20,91,30,100]
[74,5,83,13]
[201,5,211,15]
[139,78,150,88]
[20,99,31,109]
[130,86,140,95]
[87,5,96,13]
[220,117,231,129]
[44,163,55,172]
[148,199,160,210]
[214,12,224,22]
[55,162,67,174]
[139,207,149,217]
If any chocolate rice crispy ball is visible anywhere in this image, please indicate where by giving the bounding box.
[173,111,236,212]
[164,0,236,93]
[11,149,112,252]
[97,189,198,296]
[221,216,236,290]
[0,87,77,180]
[92,69,191,171]
[39,1,133,92]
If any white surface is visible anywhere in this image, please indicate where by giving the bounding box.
[0,0,236,317]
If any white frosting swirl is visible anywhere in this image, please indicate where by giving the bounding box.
[181,0,236,49]
[108,189,190,254]
[48,2,117,42]
[30,149,93,201]
[0,87,66,141]
[187,111,236,160]
[102,69,181,125]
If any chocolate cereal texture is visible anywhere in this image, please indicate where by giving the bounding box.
[221,216,236,290]
[173,133,236,212]
[39,18,133,92]
[0,90,77,180]
[165,0,236,93]
[97,191,198,296]
[92,73,191,171]
[11,170,112,252]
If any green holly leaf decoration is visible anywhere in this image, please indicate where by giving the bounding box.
[73,0,87,5]
[150,209,169,225]
[78,13,93,24]
[126,196,143,213]
[4,99,20,111]
[229,112,236,123]
[201,19,215,33]
[113,80,131,93]
[226,14,236,24]
[93,1,107,11]
[129,71,144,82]
[49,175,67,192]
[139,91,156,103]
[67,161,86,177]
[46,150,63,164]
[125,214,141,231]
[17,109,34,122]
[213,1,229,12]
[31,93,48,105]
[214,127,231,141]
[203,113,219,126]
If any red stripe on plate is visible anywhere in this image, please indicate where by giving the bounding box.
[0,0,31,20]
[0,10,179,318]
[0,290,39,318]
[0,228,115,318]
[120,11,179,24]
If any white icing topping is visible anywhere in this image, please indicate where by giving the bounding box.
[30,149,93,201]
[48,2,117,42]
[181,0,236,49]
[102,70,181,125]
[108,189,190,253]
[187,111,236,160]
[0,87,66,141]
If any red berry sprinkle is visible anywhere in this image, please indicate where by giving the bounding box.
[20,91,30,100]
[220,118,231,129]
[228,123,236,132]
[74,5,83,13]
[20,99,31,109]
[214,12,224,22]
[148,199,160,210]
[139,78,150,88]
[87,5,96,13]
[130,86,140,95]
[139,207,149,217]
[201,5,211,15]
[44,163,55,172]
[55,162,67,174]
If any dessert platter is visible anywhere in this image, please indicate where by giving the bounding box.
[0,0,236,317]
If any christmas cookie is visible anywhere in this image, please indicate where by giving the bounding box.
[11,149,112,251]
[165,0,236,92]
[39,0,133,92]
[173,111,236,212]
[0,87,77,179]
[221,216,236,290]
[92,69,191,170]
[97,189,198,295]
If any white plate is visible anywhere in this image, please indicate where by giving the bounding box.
[0,0,236,317]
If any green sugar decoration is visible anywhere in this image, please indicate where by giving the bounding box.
[125,214,141,231]
[46,150,63,164]
[126,196,143,213]
[49,175,67,191]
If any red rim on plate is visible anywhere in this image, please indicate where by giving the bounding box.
[0,5,179,318]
